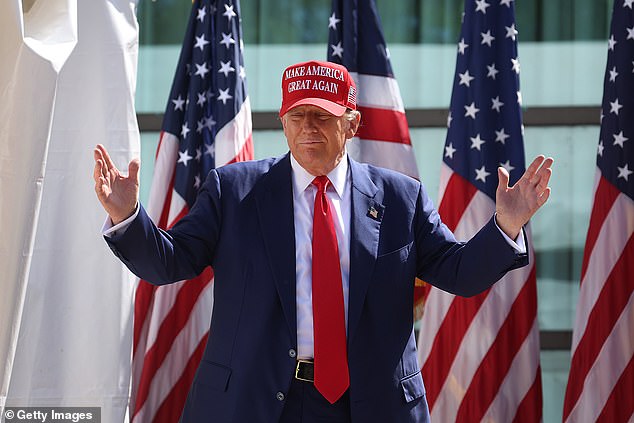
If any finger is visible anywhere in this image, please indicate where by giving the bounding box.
[532,157,554,187]
[534,156,554,175]
[93,158,104,183]
[128,158,140,182]
[93,160,109,200]
[93,156,110,183]
[527,157,552,188]
[94,146,103,164]
[537,187,551,207]
[542,156,554,169]
[524,155,546,183]
[535,167,553,194]
[497,166,510,190]
[95,145,108,167]
[97,144,118,174]
[96,154,110,181]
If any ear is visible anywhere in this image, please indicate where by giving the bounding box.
[345,112,361,139]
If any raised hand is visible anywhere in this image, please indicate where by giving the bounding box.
[495,155,553,239]
[93,144,140,225]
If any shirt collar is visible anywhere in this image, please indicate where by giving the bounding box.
[290,152,349,199]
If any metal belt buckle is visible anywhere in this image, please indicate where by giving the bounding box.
[295,359,314,382]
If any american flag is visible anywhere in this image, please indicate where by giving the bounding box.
[416,1,543,421]
[563,1,634,421]
[326,0,418,179]
[130,1,252,421]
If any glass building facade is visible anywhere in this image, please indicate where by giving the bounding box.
[134,1,614,421]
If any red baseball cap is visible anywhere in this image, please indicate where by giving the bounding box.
[279,60,357,117]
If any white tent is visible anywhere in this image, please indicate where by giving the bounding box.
[1,1,139,420]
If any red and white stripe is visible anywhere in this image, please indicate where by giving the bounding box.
[417,163,543,422]
[130,99,253,423]
[347,72,419,179]
[563,171,634,423]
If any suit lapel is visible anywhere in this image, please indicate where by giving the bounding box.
[254,154,297,344]
[347,159,382,344]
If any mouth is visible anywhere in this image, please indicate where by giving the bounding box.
[298,139,324,145]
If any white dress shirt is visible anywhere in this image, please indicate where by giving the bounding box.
[290,153,351,359]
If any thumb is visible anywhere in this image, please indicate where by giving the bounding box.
[497,166,510,190]
[128,158,140,182]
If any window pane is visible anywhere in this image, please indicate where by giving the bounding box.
[541,350,572,423]
[422,0,463,43]
[136,0,614,46]
[524,126,598,330]
[137,0,188,45]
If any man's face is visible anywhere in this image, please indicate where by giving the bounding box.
[282,105,359,176]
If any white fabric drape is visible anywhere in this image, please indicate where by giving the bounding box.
[0,1,139,421]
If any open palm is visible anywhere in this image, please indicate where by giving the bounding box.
[495,155,554,239]
[93,144,140,225]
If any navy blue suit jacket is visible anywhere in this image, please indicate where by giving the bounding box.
[105,153,528,422]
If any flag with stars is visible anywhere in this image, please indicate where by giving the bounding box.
[563,1,634,421]
[416,1,543,421]
[327,0,419,179]
[130,1,252,421]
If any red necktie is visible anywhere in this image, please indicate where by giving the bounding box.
[311,176,349,404]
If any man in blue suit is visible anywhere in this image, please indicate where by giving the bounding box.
[94,60,552,422]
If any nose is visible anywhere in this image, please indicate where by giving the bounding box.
[301,114,318,133]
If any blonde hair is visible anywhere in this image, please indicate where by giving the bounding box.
[344,109,360,122]
[344,109,361,134]
[281,108,361,127]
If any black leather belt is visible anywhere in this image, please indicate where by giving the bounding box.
[295,359,314,383]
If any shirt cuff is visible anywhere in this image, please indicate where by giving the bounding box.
[102,205,140,238]
[493,214,527,254]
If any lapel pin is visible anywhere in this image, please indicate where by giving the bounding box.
[367,206,381,221]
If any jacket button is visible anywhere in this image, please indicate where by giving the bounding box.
[276,392,285,401]
[288,349,296,358]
